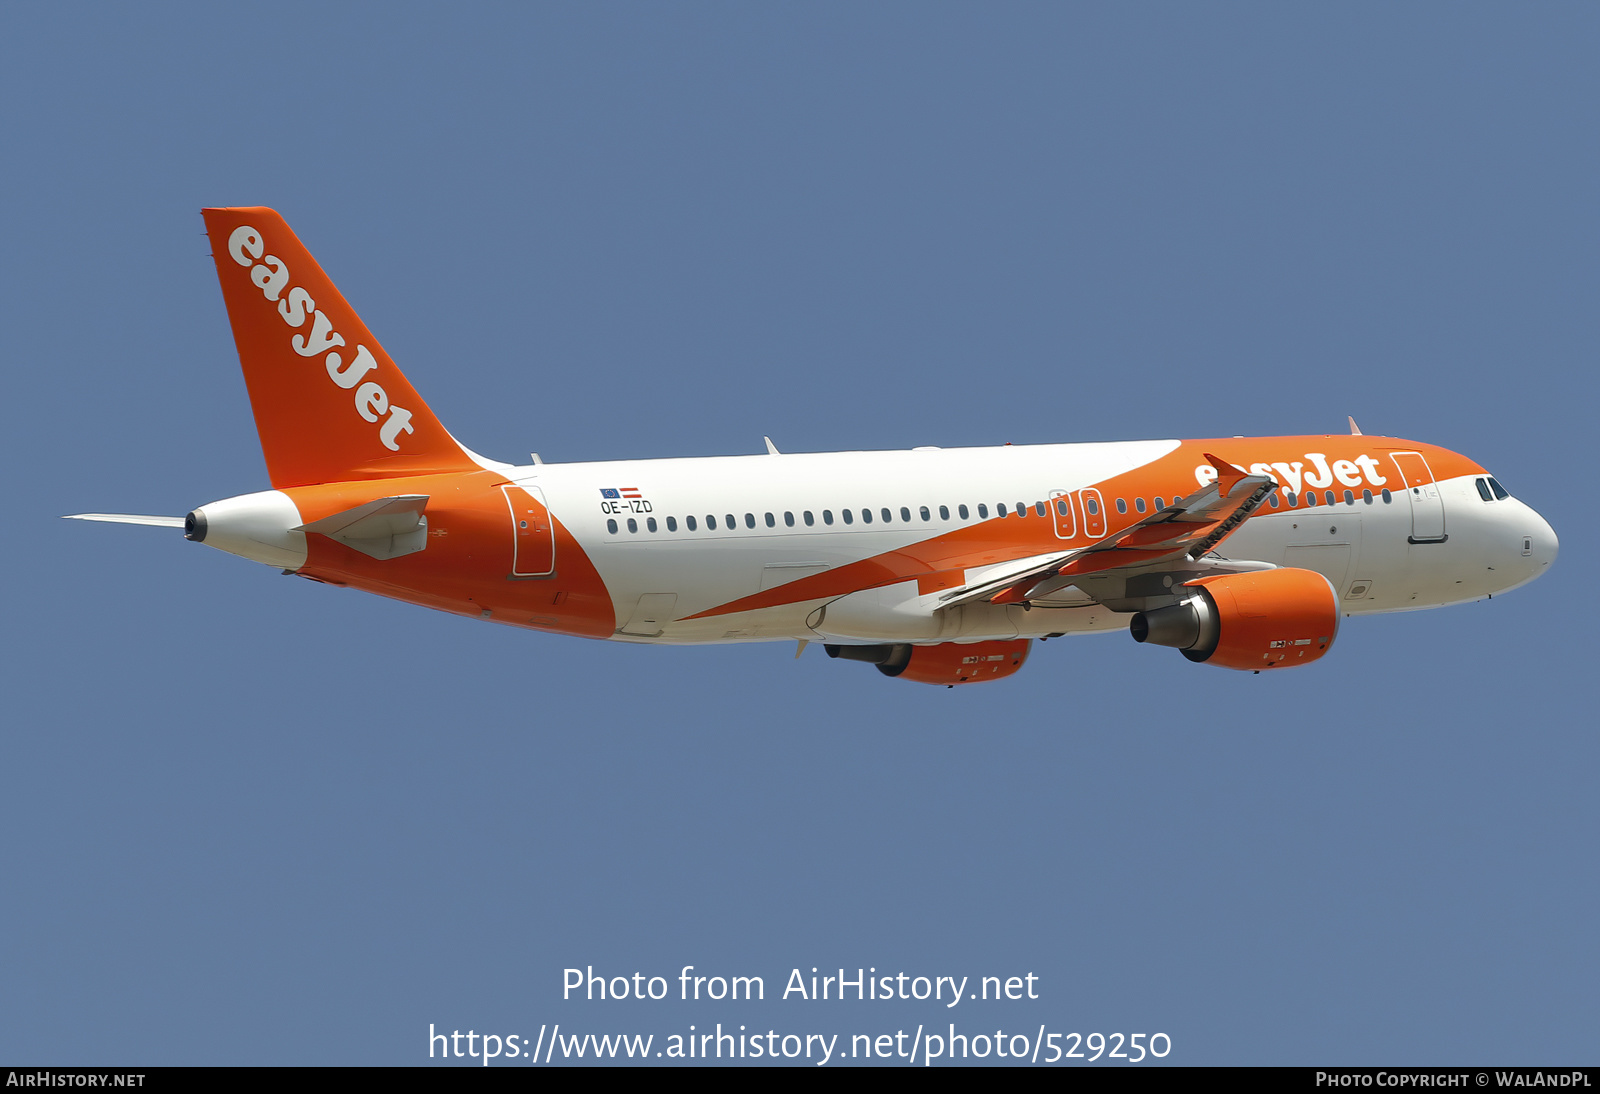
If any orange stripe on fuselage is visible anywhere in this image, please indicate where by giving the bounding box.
[684,435,1483,620]
[287,470,615,638]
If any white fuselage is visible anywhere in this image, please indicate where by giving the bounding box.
[501,440,1556,645]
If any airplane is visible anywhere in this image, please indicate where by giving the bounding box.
[66,207,1559,685]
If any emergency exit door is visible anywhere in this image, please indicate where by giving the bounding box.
[1079,488,1107,539]
[1049,490,1077,539]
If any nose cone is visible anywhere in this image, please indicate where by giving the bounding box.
[1499,500,1557,593]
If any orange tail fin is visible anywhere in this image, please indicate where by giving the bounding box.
[202,207,479,489]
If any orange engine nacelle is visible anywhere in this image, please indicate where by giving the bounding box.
[825,639,1031,685]
[1129,567,1339,671]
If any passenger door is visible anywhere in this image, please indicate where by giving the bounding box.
[1388,452,1447,543]
[503,484,555,577]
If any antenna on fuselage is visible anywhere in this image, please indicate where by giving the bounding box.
[764,436,781,455]
[1347,416,1363,436]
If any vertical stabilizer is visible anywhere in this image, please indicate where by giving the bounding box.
[202,207,479,488]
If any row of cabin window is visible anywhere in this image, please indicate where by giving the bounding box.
[603,488,1395,536]
[1110,489,1394,514]
[609,502,1021,536]
[1265,487,1394,509]
[1102,488,1395,515]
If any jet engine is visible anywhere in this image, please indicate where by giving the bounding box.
[1129,567,1338,670]
[825,639,1031,685]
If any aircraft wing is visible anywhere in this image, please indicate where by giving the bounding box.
[938,454,1277,609]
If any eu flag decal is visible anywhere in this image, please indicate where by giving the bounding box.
[600,488,621,499]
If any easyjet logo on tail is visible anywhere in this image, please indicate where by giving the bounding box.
[226,226,415,452]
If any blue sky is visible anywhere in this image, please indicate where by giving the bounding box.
[2,3,1595,1065]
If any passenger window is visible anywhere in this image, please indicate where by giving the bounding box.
[1381,489,1392,503]
[938,505,949,520]
[627,518,638,533]
[666,516,677,531]
[764,512,775,527]
[823,510,834,525]
[1135,497,1147,513]
[784,512,795,527]
[607,518,618,534]
[997,503,1008,517]
[1035,501,1046,517]
[1489,477,1509,500]
[647,517,657,532]
[978,504,989,519]
[1304,492,1316,507]
[687,515,697,531]
[1286,491,1297,507]
[1268,494,1279,508]
[1362,489,1373,504]
[1085,497,1100,516]
[900,507,910,522]
[1056,499,1069,516]
[803,511,814,526]
[1343,490,1354,505]
[705,515,716,530]
[958,504,968,520]
[1116,498,1127,514]
[745,513,755,529]
[842,509,854,525]
[1015,501,1026,517]
[1325,491,1336,506]
[921,506,931,521]
[862,509,873,524]
[1153,497,1164,510]
[725,514,736,529]
[884,508,894,523]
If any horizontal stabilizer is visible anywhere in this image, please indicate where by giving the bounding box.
[62,513,184,528]
[295,495,429,561]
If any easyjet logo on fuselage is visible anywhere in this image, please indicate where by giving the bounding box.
[226,226,415,452]
[1195,453,1390,493]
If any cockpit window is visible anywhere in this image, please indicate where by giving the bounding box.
[1476,477,1494,502]
[1488,477,1510,500]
